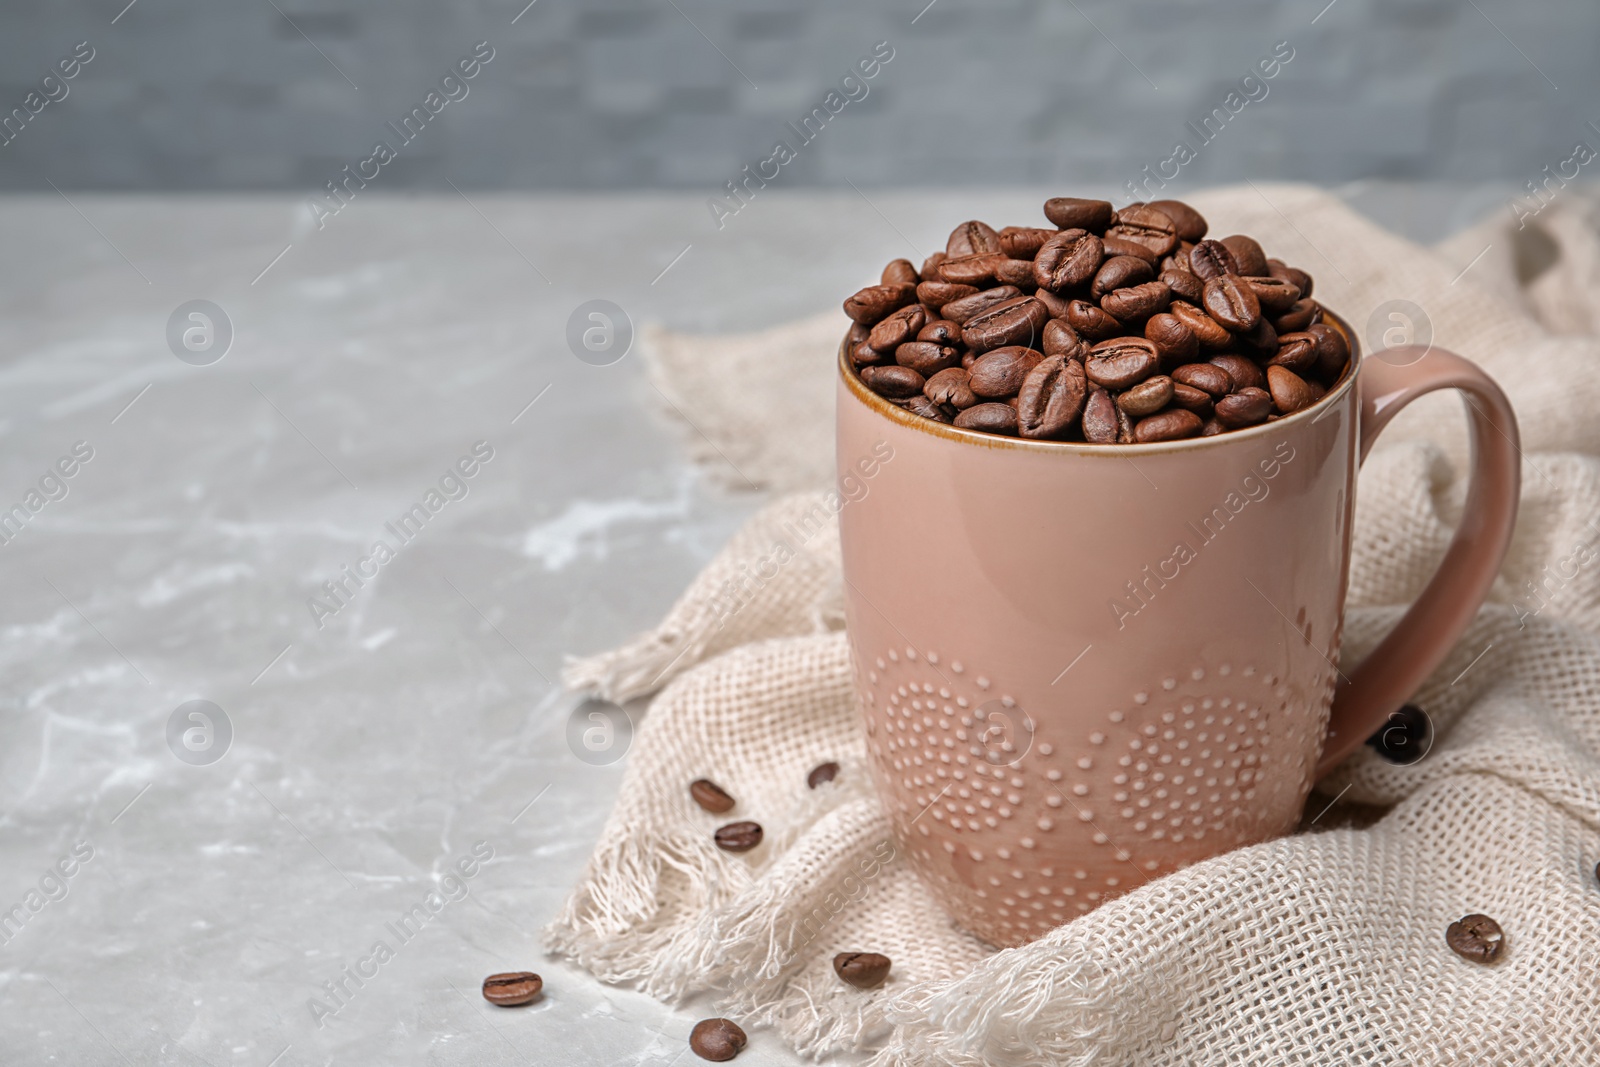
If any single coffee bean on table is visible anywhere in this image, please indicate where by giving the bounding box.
[833,952,893,989]
[481,972,543,1006]
[1445,914,1506,963]
[715,821,763,853]
[807,761,840,788]
[690,778,736,814]
[690,1018,749,1061]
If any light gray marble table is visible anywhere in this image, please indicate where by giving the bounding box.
[0,184,1504,1065]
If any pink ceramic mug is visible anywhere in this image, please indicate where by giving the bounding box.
[836,314,1520,947]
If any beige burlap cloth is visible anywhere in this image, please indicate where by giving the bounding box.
[547,185,1600,1065]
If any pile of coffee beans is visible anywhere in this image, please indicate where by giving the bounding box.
[842,197,1350,442]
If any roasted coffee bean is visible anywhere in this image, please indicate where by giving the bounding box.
[1445,914,1505,963]
[1017,355,1087,439]
[1043,197,1114,233]
[847,320,869,348]
[860,365,925,399]
[969,346,1044,397]
[1145,313,1199,364]
[1219,234,1268,276]
[953,402,1018,435]
[844,283,915,326]
[1268,332,1318,375]
[962,296,1049,351]
[1266,365,1315,413]
[939,252,1008,287]
[916,280,980,312]
[941,285,1022,325]
[917,318,963,346]
[1162,242,1194,273]
[1042,318,1086,359]
[925,366,979,409]
[993,257,1038,289]
[1101,280,1172,322]
[1169,300,1233,349]
[1107,204,1179,258]
[1081,388,1120,443]
[1214,387,1273,428]
[1245,275,1302,314]
[1117,375,1173,417]
[690,1018,748,1061]
[1066,300,1124,341]
[807,761,841,788]
[1171,362,1233,398]
[1160,268,1204,305]
[920,251,947,279]
[1200,417,1226,436]
[1135,408,1203,442]
[961,350,979,370]
[1031,286,1073,320]
[1170,382,1215,416]
[1308,322,1351,379]
[851,341,887,367]
[714,821,763,853]
[1091,255,1155,300]
[868,304,928,351]
[895,341,961,377]
[999,225,1055,258]
[1085,338,1160,390]
[1188,239,1239,281]
[1267,258,1313,299]
[1033,229,1103,291]
[1273,298,1320,333]
[1306,379,1326,403]
[946,219,1002,257]
[1366,703,1431,763]
[1235,317,1279,360]
[1202,274,1262,332]
[690,778,736,813]
[1209,354,1264,391]
[1146,199,1208,241]
[1101,234,1161,266]
[1116,401,1136,442]
[881,258,919,287]
[482,972,543,1006]
[833,952,892,989]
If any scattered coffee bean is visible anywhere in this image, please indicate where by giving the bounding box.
[1033,230,1103,291]
[1043,197,1113,232]
[1065,299,1123,341]
[900,395,953,422]
[1172,362,1233,398]
[1085,338,1160,390]
[1266,364,1315,413]
[714,821,763,853]
[1308,322,1352,379]
[807,761,840,788]
[1170,381,1215,416]
[1202,275,1262,332]
[953,402,1018,435]
[1081,388,1120,443]
[1246,275,1302,314]
[1031,286,1073,320]
[1267,257,1313,298]
[947,219,1002,257]
[1134,408,1203,442]
[941,285,1022,325]
[1117,375,1174,417]
[1102,234,1161,266]
[1219,234,1269,276]
[1147,199,1208,242]
[917,318,962,346]
[1268,332,1319,375]
[690,779,736,814]
[843,284,915,326]
[868,304,927,351]
[880,258,919,287]
[895,341,961,377]
[1274,298,1320,333]
[1235,316,1280,361]
[1107,204,1179,258]
[690,1018,748,1061]
[1041,318,1086,358]
[917,280,978,311]
[1365,702,1431,763]
[962,295,1049,351]
[1101,280,1172,323]
[1091,255,1154,301]
[860,364,925,400]
[925,366,979,409]
[482,972,543,1006]
[993,257,1038,289]
[833,952,893,989]
[1017,355,1087,440]
[999,225,1056,258]
[1209,354,1264,391]
[939,252,1008,286]
[1188,239,1238,281]
[1169,300,1232,349]
[1214,387,1273,428]
[1159,268,1204,305]
[1445,914,1505,963]
[1145,312,1199,364]
[969,346,1044,398]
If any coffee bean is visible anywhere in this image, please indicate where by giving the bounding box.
[1031,286,1073,320]
[1160,268,1204,305]
[1116,401,1136,442]
[482,972,543,1006]
[899,395,952,422]
[850,341,887,367]
[1145,312,1198,364]
[1146,199,1208,241]
[807,761,840,788]
[690,1018,748,1061]
[1365,702,1431,763]
[895,341,961,377]
[1085,338,1160,390]
[1268,332,1318,375]
[1219,234,1268,276]
[1214,387,1273,428]
[941,285,1022,325]
[1171,362,1233,398]
[881,258,919,287]
[1066,300,1123,341]
[946,219,1002,257]
[1091,255,1154,300]
[992,257,1038,290]
[1162,243,1194,273]
[1043,197,1113,233]
[714,821,763,853]
[1017,355,1087,440]
[1201,417,1226,436]
[1101,280,1172,323]
[916,280,979,312]
[1107,205,1179,258]
[1245,275,1302,314]
[1202,274,1262,332]
[925,367,979,409]
[844,284,915,326]
[1134,408,1203,442]
[1268,258,1314,299]
[962,295,1049,351]
[1208,354,1264,391]
[868,304,928,351]
[1042,318,1086,359]
[1170,382,1214,416]
[998,225,1056,258]
[847,320,869,348]
[833,952,893,989]
[860,364,926,400]
[920,251,947,278]
[1307,322,1351,379]
[1033,229,1103,291]
[1273,298,1321,333]
[1445,914,1505,964]
[1101,235,1161,266]
[1081,388,1120,443]
[969,346,1044,397]
[1266,365,1315,413]
[939,252,1008,287]
[690,778,736,814]
[1168,300,1232,349]
[1235,317,1279,361]
[1117,375,1174,417]
[1188,239,1238,281]
[917,318,962,346]
[953,402,1018,435]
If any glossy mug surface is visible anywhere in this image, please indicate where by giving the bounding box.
[836,315,1520,947]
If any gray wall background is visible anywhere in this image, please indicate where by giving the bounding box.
[1,0,1594,193]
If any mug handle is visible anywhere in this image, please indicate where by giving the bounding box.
[1315,345,1521,776]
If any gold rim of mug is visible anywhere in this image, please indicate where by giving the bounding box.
[838,309,1361,454]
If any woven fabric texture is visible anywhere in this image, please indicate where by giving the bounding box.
[547,184,1600,1065]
